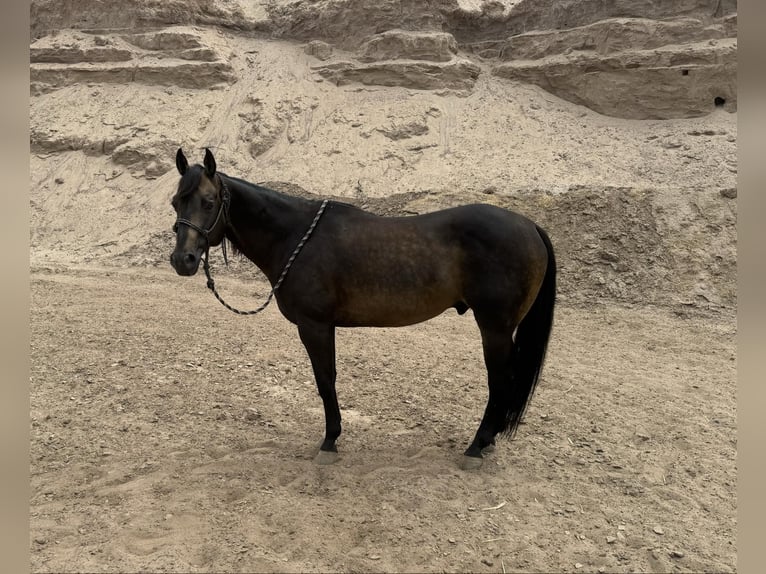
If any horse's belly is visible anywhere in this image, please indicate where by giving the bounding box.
[336,290,457,328]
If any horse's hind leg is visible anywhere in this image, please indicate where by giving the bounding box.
[298,321,341,465]
[462,316,515,470]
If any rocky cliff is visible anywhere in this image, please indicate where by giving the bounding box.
[32,0,737,117]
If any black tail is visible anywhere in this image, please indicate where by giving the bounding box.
[501,225,556,437]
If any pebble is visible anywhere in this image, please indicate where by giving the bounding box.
[606,536,616,544]
[670,550,685,558]
[244,408,260,421]
[34,538,47,545]
[481,559,493,567]
[653,526,665,535]
[575,563,583,569]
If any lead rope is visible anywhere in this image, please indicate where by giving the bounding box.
[202,199,329,316]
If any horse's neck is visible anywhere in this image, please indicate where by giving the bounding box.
[225,179,311,282]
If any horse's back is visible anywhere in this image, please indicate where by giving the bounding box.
[440,203,540,235]
[324,201,547,276]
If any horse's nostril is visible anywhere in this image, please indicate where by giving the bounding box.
[184,253,197,264]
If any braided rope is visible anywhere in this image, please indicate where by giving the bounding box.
[202,199,329,316]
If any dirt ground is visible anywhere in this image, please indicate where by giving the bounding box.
[30,263,736,573]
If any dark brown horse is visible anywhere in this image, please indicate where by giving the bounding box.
[170,148,556,469]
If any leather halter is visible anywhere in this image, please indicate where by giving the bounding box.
[173,174,231,265]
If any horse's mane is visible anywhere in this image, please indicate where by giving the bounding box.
[216,173,319,258]
[223,174,318,208]
[176,168,351,258]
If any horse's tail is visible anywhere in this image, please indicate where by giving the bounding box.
[502,225,556,438]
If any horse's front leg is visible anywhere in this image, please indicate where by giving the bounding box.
[298,321,341,465]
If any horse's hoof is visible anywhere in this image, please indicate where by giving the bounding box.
[460,455,483,471]
[314,449,339,465]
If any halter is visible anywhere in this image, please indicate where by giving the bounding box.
[173,174,329,316]
[173,174,231,266]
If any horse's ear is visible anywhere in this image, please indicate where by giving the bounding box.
[203,148,216,178]
[176,148,188,175]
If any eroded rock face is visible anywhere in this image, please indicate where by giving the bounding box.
[29,0,254,39]
[31,60,235,89]
[304,40,334,61]
[480,11,737,119]
[494,17,730,60]
[30,0,737,119]
[445,0,738,118]
[264,0,448,50]
[312,28,477,93]
[443,0,736,43]
[358,30,458,62]
[493,39,736,119]
[29,28,235,91]
[313,58,481,92]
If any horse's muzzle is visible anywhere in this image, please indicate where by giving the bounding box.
[170,250,201,276]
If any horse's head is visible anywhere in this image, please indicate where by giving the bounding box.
[170,148,228,276]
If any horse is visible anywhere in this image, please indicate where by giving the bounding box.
[170,148,556,470]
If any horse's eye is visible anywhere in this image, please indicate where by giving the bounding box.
[201,199,214,211]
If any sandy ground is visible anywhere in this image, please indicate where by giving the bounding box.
[30,264,736,573]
